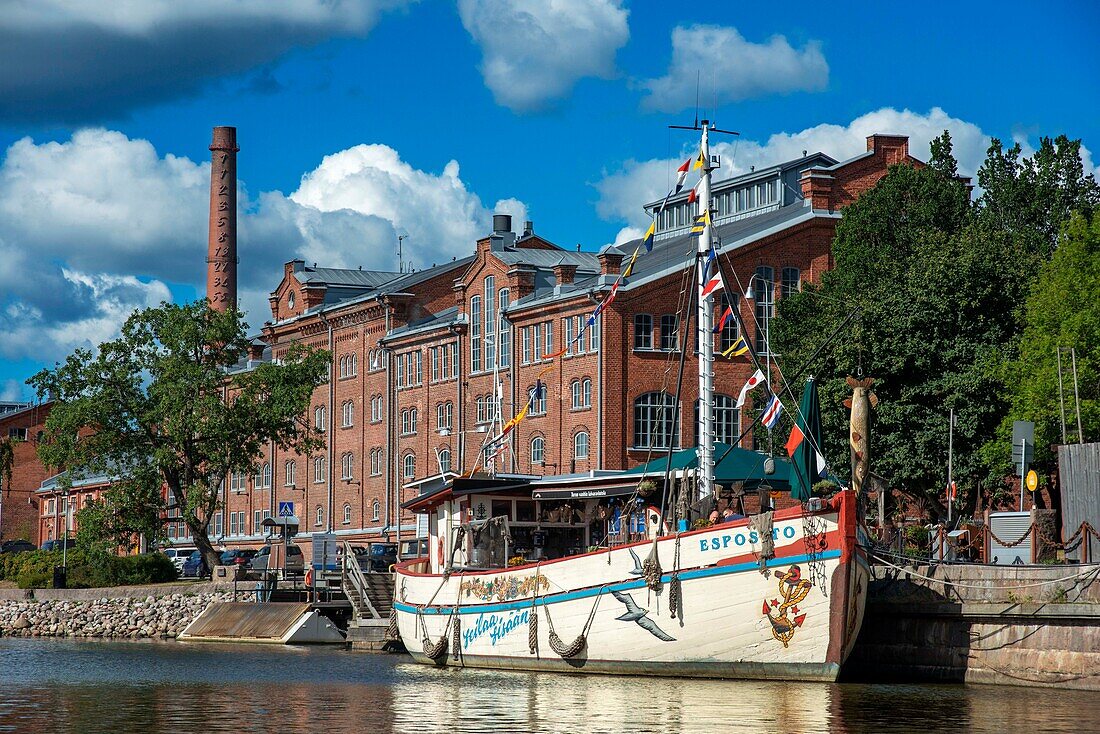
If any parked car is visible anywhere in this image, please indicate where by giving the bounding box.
[219,549,257,569]
[162,547,196,572]
[0,539,36,554]
[356,542,397,572]
[181,551,208,578]
[250,544,304,576]
[39,538,77,552]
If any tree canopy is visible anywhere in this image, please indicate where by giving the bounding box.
[30,302,328,569]
[773,132,1098,519]
[994,212,1100,472]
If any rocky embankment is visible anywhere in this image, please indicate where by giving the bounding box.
[0,591,235,639]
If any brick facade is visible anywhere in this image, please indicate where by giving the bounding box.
[28,134,917,558]
[0,404,51,545]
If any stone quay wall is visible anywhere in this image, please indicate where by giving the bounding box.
[0,582,237,640]
[848,563,1100,691]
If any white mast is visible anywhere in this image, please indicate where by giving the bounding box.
[697,121,715,501]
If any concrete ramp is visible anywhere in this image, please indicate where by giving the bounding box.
[179,602,344,644]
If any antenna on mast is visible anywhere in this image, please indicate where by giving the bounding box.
[694,71,700,129]
[397,233,408,273]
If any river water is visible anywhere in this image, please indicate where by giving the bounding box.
[0,639,1093,734]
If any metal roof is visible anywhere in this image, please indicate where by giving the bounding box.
[294,267,398,288]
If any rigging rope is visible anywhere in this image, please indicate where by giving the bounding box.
[542,586,606,659]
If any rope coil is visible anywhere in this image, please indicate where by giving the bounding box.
[541,586,606,659]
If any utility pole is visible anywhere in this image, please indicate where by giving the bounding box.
[1071,347,1084,444]
[947,408,954,523]
[397,234,407,274]
[1056,347,1067,444]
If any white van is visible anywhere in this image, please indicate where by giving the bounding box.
[163,547,196,571]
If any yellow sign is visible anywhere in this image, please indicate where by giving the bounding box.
[1026,469,1038,493]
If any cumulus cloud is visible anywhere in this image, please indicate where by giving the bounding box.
[0,0,413,123]
[641,25,828,113]
[291,144,528,268]
[596,107,999,231]
[458,0,629,112]
[0,129,526,362]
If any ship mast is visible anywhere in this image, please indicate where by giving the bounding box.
[696,121,716,502]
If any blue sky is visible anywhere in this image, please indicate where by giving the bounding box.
[1,0,1098,401]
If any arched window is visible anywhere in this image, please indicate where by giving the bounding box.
[315,505,324,527]
[574,432,589,460]
[284,460,297,487]
[753,266,775,354]
[633,392,680,449]
[313,456,325,483]
[350,353,358,375]
[410,408,418,434]
[470,295,482,372]
[341,452,354,481]
[438,448,451,474]
[718,295,742,353]
[581,379,592,408]
[530,436,545,464]
[571,380,581,409]
[343,503,352,525]
[372,500,381,522]
[341,400,354,427]
[370,448,383,476]
[781,267,801,298]
[314,405,326,431]
[498,288,511,368]
[262,462,272,489]
[403,453,416,479]
[695,394,740,446]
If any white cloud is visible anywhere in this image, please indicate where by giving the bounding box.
[291,144,528,268]
[596,107,998,233]
[0,379,25,402]
[0,129,527,362]
[641,25,828,113]
[458,0,629,112]
[0,0,414,123]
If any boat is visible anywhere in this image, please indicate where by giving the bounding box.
[393,121,869,681]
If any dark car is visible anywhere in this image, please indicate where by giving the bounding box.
[1,539,36,554]
[220,549,257,568]
[39,538,77,552]
[181,551,207,578]
[363,543,397,572]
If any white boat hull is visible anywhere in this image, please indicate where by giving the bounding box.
[395,492,867,681]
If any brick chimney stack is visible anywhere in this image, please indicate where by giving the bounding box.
[206,126,239,311]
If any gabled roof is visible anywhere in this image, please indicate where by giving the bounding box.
[293,267,399,288]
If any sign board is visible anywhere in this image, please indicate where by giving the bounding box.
[311,532,339,572]
[1026,469,1038,493]
[1011,421,1035,466]
[278,501,295,518]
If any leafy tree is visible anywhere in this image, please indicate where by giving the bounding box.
[993,212,1100,477]
[774,133,1024,518]
[977,135,1100,258]
[74,467,168,557]
[0,437,13,498]
[29,302,328,571]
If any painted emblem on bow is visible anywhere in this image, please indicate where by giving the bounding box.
[762,565,812,648]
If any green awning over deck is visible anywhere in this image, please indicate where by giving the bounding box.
[624,443,792,489]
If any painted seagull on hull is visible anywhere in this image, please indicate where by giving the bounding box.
[627,548,644,576]
[611,591,676,641]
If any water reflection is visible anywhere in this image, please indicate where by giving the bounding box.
[0,639,1094,734]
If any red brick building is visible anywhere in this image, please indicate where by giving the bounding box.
[25,133,919,556]
[204,133,921,555]
[0,402,51,545]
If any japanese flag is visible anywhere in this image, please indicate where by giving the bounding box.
[736,369,765,408]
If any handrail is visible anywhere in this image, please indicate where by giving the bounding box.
[341,540,381,619]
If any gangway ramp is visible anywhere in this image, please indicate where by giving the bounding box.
[178,602,344,644]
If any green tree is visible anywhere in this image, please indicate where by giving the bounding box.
[73,466,168,557]
[977,135,1100,257]
[994,212,1100,476]
[29,302,328,571]
[774,133,1026,517]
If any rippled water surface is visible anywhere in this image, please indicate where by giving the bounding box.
[0,638,1094,734]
